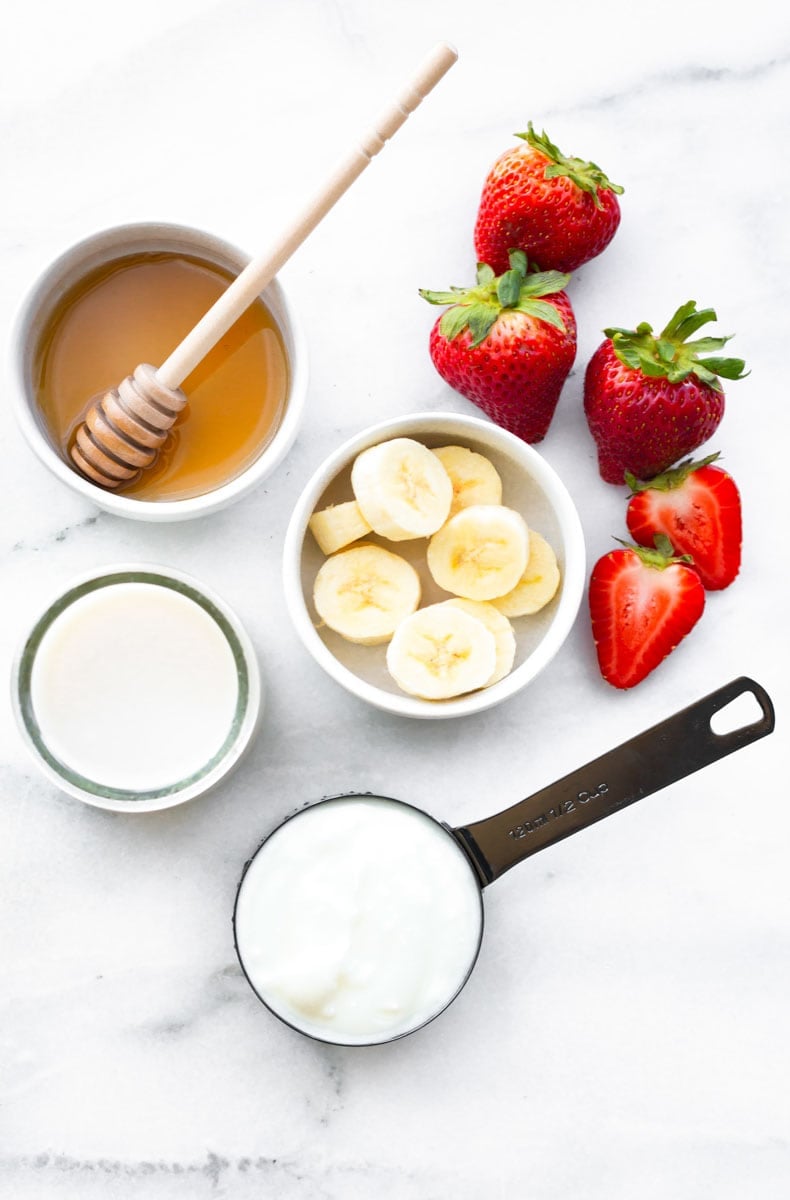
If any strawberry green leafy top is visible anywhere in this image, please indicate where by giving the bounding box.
[605,301,748,392]
[518,122,624,208]
[616,533,694,569]
[625,452,722,494]
[420,250,570,347]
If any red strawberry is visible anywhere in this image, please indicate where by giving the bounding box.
[584,301,748,484]
[474,123,623,274]
[588,536,706,689]
[419,251,576,443]
[625,454,742,590]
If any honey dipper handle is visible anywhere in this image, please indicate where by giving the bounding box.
[157,41,458,391]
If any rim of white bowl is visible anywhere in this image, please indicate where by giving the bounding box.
[283,412,586,719]
[10,563,262,811]
[11,222,308,523]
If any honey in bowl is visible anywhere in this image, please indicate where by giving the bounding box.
[33,252,289,502]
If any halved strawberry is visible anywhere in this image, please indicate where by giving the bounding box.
[626,454,742,590]
[589,536,705,689]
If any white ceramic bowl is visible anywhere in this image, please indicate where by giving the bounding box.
[283,413,585,719]
[11,222,308,522]
[11,564,262,812]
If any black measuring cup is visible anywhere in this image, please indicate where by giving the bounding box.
[234,677,774,1045]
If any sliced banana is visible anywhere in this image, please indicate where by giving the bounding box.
[313,543,421,645]
[491,530,561,617]
[427,505,529,601]
[441,599,516,686]
[351,437,453,541]
[308,500,371,556]
[386,603,497,700]
[432,445,503,516]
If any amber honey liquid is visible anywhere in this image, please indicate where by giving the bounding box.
[33,252,289,501]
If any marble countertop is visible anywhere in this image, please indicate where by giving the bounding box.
[2,2,788,1196]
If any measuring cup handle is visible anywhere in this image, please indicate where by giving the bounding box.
[453,677,775,886]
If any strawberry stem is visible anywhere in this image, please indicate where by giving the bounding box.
[515,122,624,208]
[604,301,748,391]
[625,452,721,494]
[420,251,570,347]
[614,534,693,568]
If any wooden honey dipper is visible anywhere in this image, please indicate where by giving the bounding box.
[70,42,458,490]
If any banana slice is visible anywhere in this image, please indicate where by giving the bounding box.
[386,603,497,700]
[308,500,372,555]
[427,505,529,601]
[441,599,516,685]
[432,445,503,516]
[313,543,421,645]
[351,438,453,541]
[491,530,561,617]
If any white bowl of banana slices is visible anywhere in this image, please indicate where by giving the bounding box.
[283,413,585,718]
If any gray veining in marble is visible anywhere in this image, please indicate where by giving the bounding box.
[2,1,789,1196]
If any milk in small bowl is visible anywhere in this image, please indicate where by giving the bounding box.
[12,565,261,811]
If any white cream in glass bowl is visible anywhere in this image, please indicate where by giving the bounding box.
[11,565,262,811]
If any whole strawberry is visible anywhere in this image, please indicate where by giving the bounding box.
[626,453,742,590]
[474,123,623,275]
[420,251,576,443]
[584,301,748,484]
[589,535,706,689]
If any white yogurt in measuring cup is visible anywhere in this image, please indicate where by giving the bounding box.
[29,580,240,792]
[234,796,483,1044]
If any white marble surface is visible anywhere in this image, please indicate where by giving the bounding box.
[2,2,789,1196]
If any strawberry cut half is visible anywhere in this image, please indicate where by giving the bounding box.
[626,454,742,590]
[589,537,706,689]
